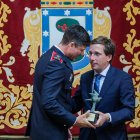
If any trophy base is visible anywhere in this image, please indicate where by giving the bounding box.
[86,112,99,123]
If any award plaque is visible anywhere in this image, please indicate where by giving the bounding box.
[86,90,102,123]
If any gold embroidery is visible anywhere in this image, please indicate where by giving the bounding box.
[0,1,11,56]
[94,7,112,38]
[0,80,32,129]
[20,8,41,75]
[121,23,140,128]
[123,0,140,128]
[0,56,15,83]
[123,0,140,25]
[123,29,140,54]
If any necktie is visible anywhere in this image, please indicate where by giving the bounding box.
[94,74,102,94]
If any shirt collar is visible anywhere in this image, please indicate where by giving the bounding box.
[54,45,65,54]
[94,64,110,77]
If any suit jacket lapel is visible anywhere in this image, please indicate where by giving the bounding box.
[100,66,114,98]
[95,67,114,109]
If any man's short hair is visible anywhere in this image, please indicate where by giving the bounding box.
[61,25,90,47]
[91,36,116,58]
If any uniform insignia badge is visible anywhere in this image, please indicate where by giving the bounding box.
[50,51,63,63]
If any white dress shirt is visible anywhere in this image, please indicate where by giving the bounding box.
[93,64,110,93]
[93,64,112,122]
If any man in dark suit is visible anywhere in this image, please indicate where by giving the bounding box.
[26,25,95,140]
[73,36,135,140]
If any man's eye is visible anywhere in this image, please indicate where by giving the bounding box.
[88,51,101,56]
[88,51,92,55]
[94,52,101,56]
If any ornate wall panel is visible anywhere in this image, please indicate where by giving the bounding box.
[0,0,40,135]
[0,0,139,136]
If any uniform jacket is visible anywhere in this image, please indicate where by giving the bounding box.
[26,46,76,140]
[73,66,135,140]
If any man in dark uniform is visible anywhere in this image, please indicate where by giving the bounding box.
[26,25,94,140]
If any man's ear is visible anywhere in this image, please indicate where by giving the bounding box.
[69,42,76,48]
[66,42,74,53]
[107,55,112,62]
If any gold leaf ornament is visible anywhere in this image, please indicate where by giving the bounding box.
[0,81,32,129]
[20,8,41,75]
[123,0,140,25]
[0,30,12,56]
[0,1,11,28]
[0,56,15,83]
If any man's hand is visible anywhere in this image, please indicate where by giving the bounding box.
[74,110,95,128]
[68,129,72,140]
[93,111,110,127]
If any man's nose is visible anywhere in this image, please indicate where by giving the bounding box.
[89,54,96,61]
